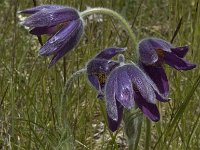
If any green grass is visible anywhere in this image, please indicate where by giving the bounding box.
[0,0,200,149]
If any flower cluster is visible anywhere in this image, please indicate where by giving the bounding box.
[19,5,196,132]
[86,47,126,99]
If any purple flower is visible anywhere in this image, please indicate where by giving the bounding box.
[138,38,196,97]
[19,5,84,67]
[86,47,126,99]
[105,63,168,131]
[86,47,126,131]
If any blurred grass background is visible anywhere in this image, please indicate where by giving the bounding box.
[0,0,200,149]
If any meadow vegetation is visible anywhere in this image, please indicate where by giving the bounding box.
[0,0,200,149]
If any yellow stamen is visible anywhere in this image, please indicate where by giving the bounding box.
[96,73,106,85]
[156,48,164,58]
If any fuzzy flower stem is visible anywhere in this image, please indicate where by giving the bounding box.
[59,68,87,126]
[81,8,137,54]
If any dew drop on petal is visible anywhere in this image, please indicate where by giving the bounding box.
[49,36,58,43]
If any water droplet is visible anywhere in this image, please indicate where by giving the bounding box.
[49,36,58,43]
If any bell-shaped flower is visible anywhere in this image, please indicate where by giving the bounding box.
[86,48,126,132]
[138,38,196,97]
[86,47,126,99]
[105,63,168,131]
[19,5,84,67]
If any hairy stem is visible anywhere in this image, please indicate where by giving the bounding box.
[81,8,137,55]
[59,68,87,126]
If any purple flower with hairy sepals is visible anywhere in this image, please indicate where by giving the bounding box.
[138,38,196,97]
[19,5,84,67]
[105,63,168,132]
[86,47,126,99]
[86,47,126,131]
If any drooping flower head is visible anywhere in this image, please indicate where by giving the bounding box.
[105,62,168,131]
[138,38,196,97]
[86,47,126,99]
[19,5,84,67]
[86,47,126,131]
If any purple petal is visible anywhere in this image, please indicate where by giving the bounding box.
[171,46,189,58]
[139,38,172,65]
[88,74,101,92]
[86,58,109,75]
[29,26,57,35]
[134,93,160,122]
[140,63,169,98]
[105,71,118,121]
[164,52,196,70]
[86,60,120,99]
[148,38,172,52]
[47,46,68,67]
[107,101,123,132]
[138,64,169,102]
[139,41,158,65]
[47,20,83,67]
[88,74,105,99]
[95,47,126,60]
[40,19,83,56]
[21,7,79,28]
[126,64,156,104]
[115,68,134,109]
[88,75,105,99]
[18,5,65,14]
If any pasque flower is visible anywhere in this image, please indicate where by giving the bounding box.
[105,61,168,131]
[19,5,84,67]
[86,47,126,131]
[138,38,196,97]
[86,47,126,99]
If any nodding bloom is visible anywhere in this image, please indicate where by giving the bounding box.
[105,62,168,132]
[138,38,196,97]
[86,47,126,132]
[19,5,84,67]
[86,47,126,99]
